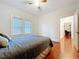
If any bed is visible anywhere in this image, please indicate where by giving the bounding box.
[0,34,53,59]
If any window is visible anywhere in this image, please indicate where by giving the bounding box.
[24,21,32,33]
[12,17,32,35]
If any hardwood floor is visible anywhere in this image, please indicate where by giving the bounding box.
[45,39,79,59]
[45,42,60,59]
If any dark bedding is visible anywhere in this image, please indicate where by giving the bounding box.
[0,34,52,59]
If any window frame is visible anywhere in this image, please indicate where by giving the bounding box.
[11,16,32,35]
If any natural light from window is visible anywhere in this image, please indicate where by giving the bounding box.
[12,17,32,35]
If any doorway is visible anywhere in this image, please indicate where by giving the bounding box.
[60,16,75,59]
[60,16,74,39]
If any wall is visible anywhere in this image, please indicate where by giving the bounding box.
[0,3,38,36]
[38,5,76,42]
[76,1,79,51]
[72,12,79,51]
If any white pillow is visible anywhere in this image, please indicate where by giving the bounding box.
[0,36,8,47]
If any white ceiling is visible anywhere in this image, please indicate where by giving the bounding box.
[0,0,78,16]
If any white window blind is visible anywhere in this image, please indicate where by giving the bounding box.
[12,17,32,35]
[24,21,32,33]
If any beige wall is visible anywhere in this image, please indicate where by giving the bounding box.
[38,6,76,42]
[0,3,38,35]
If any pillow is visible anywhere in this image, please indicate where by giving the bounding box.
[0,36,9,48]
[0,33,10,41]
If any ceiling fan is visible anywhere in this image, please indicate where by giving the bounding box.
[24,0,47,10]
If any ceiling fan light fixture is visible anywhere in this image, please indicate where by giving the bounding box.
[34,2,40,7]
[24,0,47,10]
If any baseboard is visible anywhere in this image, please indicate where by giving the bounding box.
[52,41,60,44]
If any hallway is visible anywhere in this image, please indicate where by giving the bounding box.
[60,37,78,59]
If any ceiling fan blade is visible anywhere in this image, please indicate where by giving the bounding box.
[42,0,47,2]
